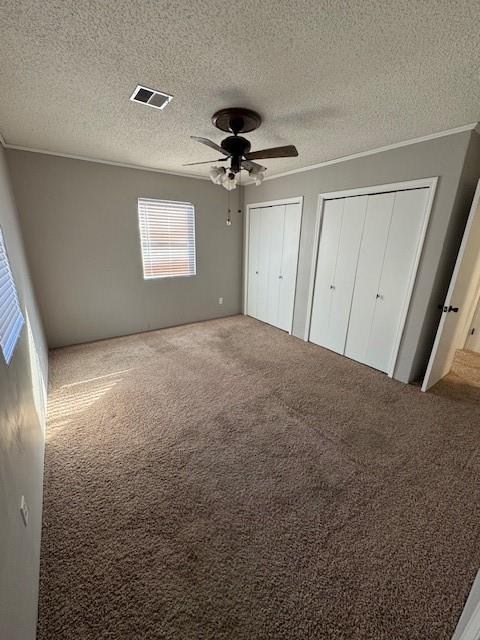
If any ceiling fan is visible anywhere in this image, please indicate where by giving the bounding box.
[184,108,298,189]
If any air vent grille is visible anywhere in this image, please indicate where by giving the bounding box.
[130,85,173,110]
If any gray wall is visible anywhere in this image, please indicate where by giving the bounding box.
[244,130,479,382]
[0,145,47,640]
[6,150,243,348]
[409,130,480,379]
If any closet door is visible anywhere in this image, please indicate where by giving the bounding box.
[365,188,429,372]
[309,199,343,348]
[265,206,285,326]
[254,209,271,324]
[344,192,395,364]
[277,203,302,332]
[309,196,367,353]
[327,195,368,352]
[247,208,262,318]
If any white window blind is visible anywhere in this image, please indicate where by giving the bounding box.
[0,228,24,364]
[138,198,196,279]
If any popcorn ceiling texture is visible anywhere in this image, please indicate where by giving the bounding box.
[38,316,480,639]
[0,1,479,177]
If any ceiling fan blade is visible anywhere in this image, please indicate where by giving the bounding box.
[191,136,229,156]
[182,158,228,166]
[245,145,298,160]
[241,160,266,173]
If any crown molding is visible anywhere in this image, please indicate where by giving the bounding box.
[245,122,479,185]
[1,121,478,184]
[0,136,209,181]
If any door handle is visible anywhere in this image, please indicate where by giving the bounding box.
[329,285,335,290]
[376,293,384,300]
[279,275,283,279]
[439,304,459,313]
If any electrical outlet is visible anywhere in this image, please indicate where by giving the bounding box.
[20,495,29,527]
[218,297,223,305]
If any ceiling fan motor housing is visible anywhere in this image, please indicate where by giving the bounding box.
[212,107,262,134]
[221,135,251,156]
[221,136,251,173]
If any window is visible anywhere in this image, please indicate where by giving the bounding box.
[138,198,196,279]
[0,228,24,364]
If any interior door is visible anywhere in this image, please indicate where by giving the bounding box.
[345,192,395,365]
[364,188,429,373]
[247,202,302,332]
[255,209,271,324]
[309,199,344,349]
[422,180,480,390]
[247,208,261,319]
[277,203,302,332]
[327,195,368,353]
[265,205,285,326]
[465,296,480,353]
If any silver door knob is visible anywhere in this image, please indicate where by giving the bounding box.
[279,275,283,279]
[330,285,335,290]
[376,293,384,300]
[255,271,259,274]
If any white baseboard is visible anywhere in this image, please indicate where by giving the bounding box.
[452,570,480,640]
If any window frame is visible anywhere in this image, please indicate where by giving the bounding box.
[0,226,24,365]
[137,197,197,281]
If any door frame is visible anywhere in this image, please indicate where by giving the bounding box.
[465,289,480,351]
[422,178,480,390]
[304,177,438,378]
[243,196,304,334]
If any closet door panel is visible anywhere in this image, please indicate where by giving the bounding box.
[327,195,368,353]
[309,199,344,347]
[278,203,302,332]
[247,208,261,318]
[265,206,285,326]
[365,188,429,372]
[345,192,395,364]
[255,209,271,323]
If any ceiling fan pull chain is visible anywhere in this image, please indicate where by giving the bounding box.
[226,188,232,226]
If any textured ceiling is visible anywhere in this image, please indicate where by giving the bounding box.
[1,0,480,178]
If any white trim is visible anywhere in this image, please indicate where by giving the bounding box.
[421,179,480,391]
[0,141,209,181]
[304,177,438,379]
[244,122,478,184]
[317,177,438,201]
[387,178,437,377]
[243,196,303,335]
[2,123,477,185]
[304,197,324,341]
[245,196,304,210]
[452,570,480,640]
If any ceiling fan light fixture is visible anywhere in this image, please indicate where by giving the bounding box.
[209,166,226,185]
[222,171,238,191]
[191,108,297,189]
[248,166,265,186]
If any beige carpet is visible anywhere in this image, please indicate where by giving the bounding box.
[38,316,480,639]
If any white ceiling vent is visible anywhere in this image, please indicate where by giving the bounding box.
[130,85,173,111]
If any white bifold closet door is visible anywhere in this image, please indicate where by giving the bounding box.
[247,203,301,332]
[309,187,429,374]
[309,196,368,353]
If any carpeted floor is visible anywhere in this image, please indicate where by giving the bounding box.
[38,316,480,639]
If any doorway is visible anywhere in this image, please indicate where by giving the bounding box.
[422,179,480,391]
